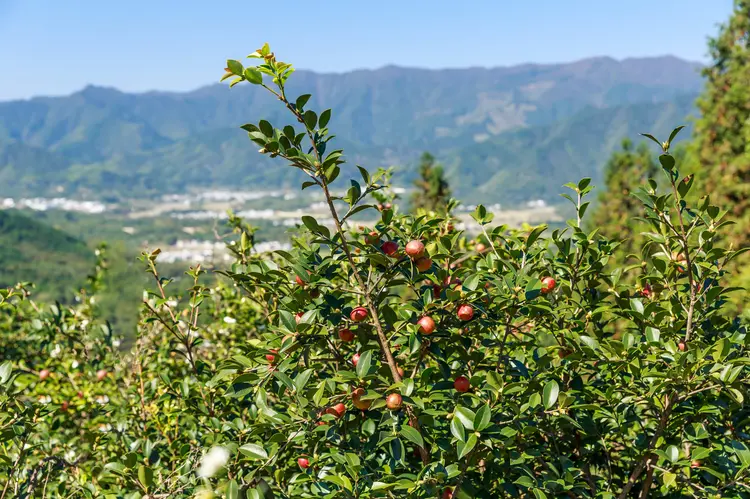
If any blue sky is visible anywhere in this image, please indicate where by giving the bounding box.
[0,0,734,100]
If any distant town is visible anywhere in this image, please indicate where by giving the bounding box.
[1,190,557,264]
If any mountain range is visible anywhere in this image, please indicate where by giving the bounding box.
[0,55,704,204]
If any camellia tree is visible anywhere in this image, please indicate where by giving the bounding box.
[0,44,749,499]
[206,45,750,498]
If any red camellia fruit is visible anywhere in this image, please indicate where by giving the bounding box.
[397,367,405,378]
[298,457,310,469]
[266,349,278,363]
[338,328,355,342]
[405,240,425,259]
[39,369,50,381]
[352,353,360,367]
[457,304,474,321]
[691,460,701,469]
[96,369,108,382]
[365,231,380,245]
[326,402,346,419]
[641,283,652,297]
[295,275,305,286]
[381,240,399,257]
[417,316,436,335]
[454,376,470,393]
[352,388,372,410]
[295,312,304,324]
[442,488,454,499]
[415,257,433,272]
[350,307,368,322]
[61,400,69,411]
[678,341,687,352]
[476,243,486,253]
[386,393,403,411]
[77,391,84,399]
[541,276,556,294]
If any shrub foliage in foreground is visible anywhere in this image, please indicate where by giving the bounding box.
[1,45,750,498]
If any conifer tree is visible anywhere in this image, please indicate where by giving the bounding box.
[410,152,451,213]
[691,0,750,294]
[589,138,659,262]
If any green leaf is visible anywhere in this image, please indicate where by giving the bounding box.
[0,361,11,384]
[323,475,353,492]
[303,110,317,130]
[659,154,675,170]
[662,472,676,488]
[667,125,686,146]
[474,404,491,431]
[543,380,559,409]
[279,310,296,332]
[462,274,481,291]
[138,465,153,489]
[630,298,644,314]
[450,417,466,442]
[677,174,694,198]
[226,479,239,499]
[645,327,660,343]
[258,120,273,137]
[294,369,314,393]
[243,68,262,84]
[457,433,477,459]
[532,490,548,499]
[400,426,424,448]
[319,109,332,128]
[104,462,128,475]
[526,225,547,248]
[471,205,493,225]
[301,216,319,232]
[666,445,679,463]
[356,350,373,378]
[454,406,476,430]
[731,441,750,467]
[226,59,244,75]
[296,94,311,110]
[240,443,268,460]
[640,133,662,148]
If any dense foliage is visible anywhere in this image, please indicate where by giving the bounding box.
[1,45,749,499]
[589,138,660,261]
[691,0,750,295]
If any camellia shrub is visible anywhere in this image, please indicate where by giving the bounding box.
[1,44,749,498]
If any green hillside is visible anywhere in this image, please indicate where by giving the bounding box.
[442,94,697,202]
[0,209,93,301]
[0,56,703,203]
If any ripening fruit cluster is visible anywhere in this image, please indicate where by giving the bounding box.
[282,234,562,431]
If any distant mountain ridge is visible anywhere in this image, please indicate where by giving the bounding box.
[0,55,704,203]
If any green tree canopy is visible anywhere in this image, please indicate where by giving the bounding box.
[410,152,452,213]
[691,0,750,294]
[589,139,659,262]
